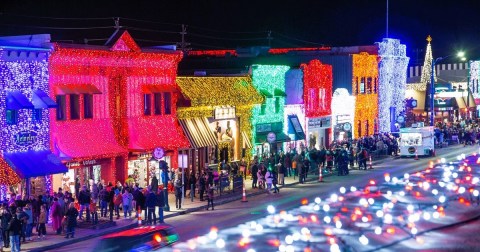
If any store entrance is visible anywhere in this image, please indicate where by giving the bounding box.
[76,165,101,188]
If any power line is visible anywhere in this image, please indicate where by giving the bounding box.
[188,25,267,35]
[124,26,179,34]
[188,32,266,41]
[0,23,115,30]
[272,31,325,46]
[0,13,113,21]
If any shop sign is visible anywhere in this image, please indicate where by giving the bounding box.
[214,106,236,120]
[138,153,152,159]
[83,160,97,166]
[256,123,272,133]
[67,159,96,168]
[308,116,331,129]
[13,130,38,147]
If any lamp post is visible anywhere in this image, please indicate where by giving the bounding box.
[429,51,466,126]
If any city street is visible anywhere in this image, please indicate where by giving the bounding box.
[52,144,480,251]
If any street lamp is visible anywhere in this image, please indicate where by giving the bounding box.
[429,51,466,126]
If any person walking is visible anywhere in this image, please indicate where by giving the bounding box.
[251,161,258,189]
[64,203,78,239]
[7,213,22,252]
[37,205,47,240]
[23,204,34,241]
[272,170,280,193]
[206,184,214,211]
[145,188,157,225]
[50,198,62,235]
[199,172,206,201]
[78,185,91,222]
[122,189,132,219]
[174,179,183,210]
[108,183,115,221]
[1,205,12,248]
[156,188,165,224]
[151,175,159,193]
[265,169,273,194]
[98,187,108,218]
[113,189,122,219]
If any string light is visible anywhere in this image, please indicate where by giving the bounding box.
[377,38,409,132]
[469,61,479,98]
[49,31,185,175]
[300,60,332,118]
[0,48,51,186]
[176,76,262,161]
[352,53,379,137]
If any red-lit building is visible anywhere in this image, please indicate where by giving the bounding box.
[50,31,188,192]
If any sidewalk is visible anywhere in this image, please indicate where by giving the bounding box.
[23,154,394,252]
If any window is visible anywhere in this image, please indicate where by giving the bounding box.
[355,77,359,95]
[308,88,316,111]
[33,109,42,122]
[83,94,93,119]
[319,88,326,110]
[154,93,162,115]
[274,97,280,113]
[164,92,171,115]
[70,94,80,120]
[56,95,66,121]
[143,94,152,116]
[6,109,18,125]
[359,78,365,94]
[367,78,372,93]
[260,101,266,115]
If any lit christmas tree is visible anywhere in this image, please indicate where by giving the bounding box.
[421,35,436,86]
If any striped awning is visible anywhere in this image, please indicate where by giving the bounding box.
[179,118,218,149]
[242,131,253,149]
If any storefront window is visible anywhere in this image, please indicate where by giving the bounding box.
[164,92,171,115]
[56,95,66,121]
[70,94,80,120]
[6,109,18,125]
[154,93,162,115]
[84,94,93,119]
[144,94,152,115]
[33,108,42,122]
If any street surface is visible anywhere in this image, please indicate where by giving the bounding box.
[54,144,480,252]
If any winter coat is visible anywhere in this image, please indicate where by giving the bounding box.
[7,216,22,236]
[91,184,99,200]
[0,211,12,229]
[151,176,159,192]
[65,207,78,228]
[133,189,146,210]
[98,189,108,202]
[78,190,91,205]
[114,192,123,206]
[39,211,46,224]
[145,192,157,208]
[156,191,165,207]
[265,171,273,184]
[122,192,132,206]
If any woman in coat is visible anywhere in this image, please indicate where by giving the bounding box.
[50,198,63,235]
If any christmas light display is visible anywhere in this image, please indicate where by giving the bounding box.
[352,52,379,137]
[187,47,331,58]
[331,88,356,133]
[469,60,479,98]
[300,59,332,118]
[377,38,409,132]
[176,76,263,161]
[49,30,185,176]
[0,48,51,186]
[420,36,435,89]
[283,104,305,136]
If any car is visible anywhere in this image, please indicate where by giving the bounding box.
[94,225,179,252]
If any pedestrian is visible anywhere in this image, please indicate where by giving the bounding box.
[189,172,196,198]
[145,187,157,225]
[174,179,183,210]
[206,184,214,211]
[114,189,122,219]
[91,180,99,205]
[16,207,27,243]
[132,185,145,218]
[122,189,132,218]
[64,203,78,239]
[1,205,12,248]
[151,175,159,193]
[265,169,273,194]
[156,188,165,224]
[37,205,46,240]
[257,167,264,189]
[23,204,34,241]
[50,198,62,235]
[199,172,206,201]
[98,187,108,218]
[89,200,98,225]
[78,185,91,222]
[7,213,22,252]
[107,183,115,221]
[251,161,258,188]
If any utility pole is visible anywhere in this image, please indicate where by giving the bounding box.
[267,30,273,47]
[178,24,191,52]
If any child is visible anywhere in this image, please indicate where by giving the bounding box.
[37,205,47,240]
[206,184,214,211]
[90,200,98,225]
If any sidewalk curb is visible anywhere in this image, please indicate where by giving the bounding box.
[30,155,397,251]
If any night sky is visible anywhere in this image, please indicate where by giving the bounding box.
[1,0,480,64]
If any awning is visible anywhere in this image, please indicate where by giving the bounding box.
[288,114,306,140]
[141,85,177,93]
[32,89,57,108]
[128,117,190,151]
[241,131,253,149]
[259,89,273,98]
[179,118,218,149]
[3,150,68,179]
[274,88,287,97]
[6,91,34,110]
[55,84,102,95]
[0,157,21,185]
[255,131,291,144]
[455,97,467,109]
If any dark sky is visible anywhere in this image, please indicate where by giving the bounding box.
[1,0,480,64]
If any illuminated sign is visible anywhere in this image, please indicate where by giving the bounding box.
[214,106,236,120]
[308,116,331,129]
[13,130,38,147]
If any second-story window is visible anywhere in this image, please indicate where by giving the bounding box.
[144,94,152,115]
[260,101,267,115]
[70,94,80,120]
[33,109,42,122]
[154,93,162,115]
[308,88,316,111]
[359,78,366,94]
[319,88,326,111]
[6,109,18,125]
[164,92,171,115]
[56,95,66,121]
[84,94,93,119]
[274,97,280,113]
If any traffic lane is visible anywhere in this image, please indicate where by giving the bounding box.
[52,145,477,251]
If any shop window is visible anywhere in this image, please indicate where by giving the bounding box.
[154,93,162,115]
[33,108,42,122]
[56,95,66,121]
[260,101,266,115]
[83,94,93,119]
[144,94,152,116]
[6,109,18,125]
[274,97,280,113]
[70,94,80,120]
[164,92,171,115]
